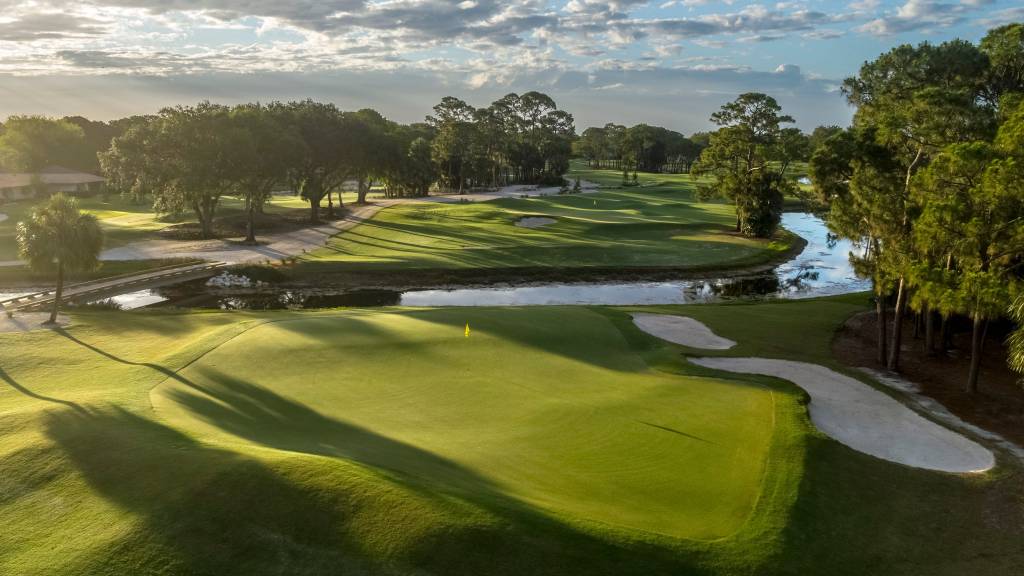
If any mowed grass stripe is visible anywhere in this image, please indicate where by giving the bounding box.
[151,307,776,539]
[302,188,788,270]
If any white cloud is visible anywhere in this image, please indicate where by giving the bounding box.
[855,0,993,36]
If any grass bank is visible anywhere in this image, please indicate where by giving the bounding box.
[0,258,201,289]
[289,183,799,287]
[0,295,1020,575]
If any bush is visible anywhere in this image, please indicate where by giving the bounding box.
[230,264,288,283]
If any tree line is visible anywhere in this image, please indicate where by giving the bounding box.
[573,123,708,174]
[809,23,1024,392]
[2,92,576,243]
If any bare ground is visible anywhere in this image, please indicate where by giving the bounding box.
[833,311,1024,447]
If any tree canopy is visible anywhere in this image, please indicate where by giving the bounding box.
[16,193,103,323]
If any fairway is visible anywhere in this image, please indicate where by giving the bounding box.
[152,309,774,539]
[301,188,793,271]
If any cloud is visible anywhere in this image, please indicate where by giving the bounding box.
[0,62,850,132]
[856,0,992,36]
[0,12,111,41]
[633,5,844,41]
[979,5,1024,26]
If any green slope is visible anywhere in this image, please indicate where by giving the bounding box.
[0,297,1021,575]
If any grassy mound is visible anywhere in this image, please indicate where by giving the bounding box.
[1,297,1021,575]
[152,308,774,539]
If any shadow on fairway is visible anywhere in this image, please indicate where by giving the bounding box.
[771,434,1024,575]
[40,404,706,575]
[42,406,371,575]
[164,365,500,498]
[0,366,85,413]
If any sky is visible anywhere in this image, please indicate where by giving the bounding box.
[0,1,1020,133]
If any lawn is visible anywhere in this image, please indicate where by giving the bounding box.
[297,185,795,276]
[0,258,199,288]
[568,161,809,212]
[0,296,1020,575]
[0,192,347,261]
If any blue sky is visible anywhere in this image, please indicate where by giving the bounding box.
[0,1,1019,132]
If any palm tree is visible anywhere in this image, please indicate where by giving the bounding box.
[1010,295,1024,382]
[16,194,103,324]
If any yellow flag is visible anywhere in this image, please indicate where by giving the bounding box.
[465,322,471,338]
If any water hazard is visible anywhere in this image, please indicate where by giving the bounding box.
[62,212,870,310]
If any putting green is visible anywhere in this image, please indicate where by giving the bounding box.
[151,308,775,539]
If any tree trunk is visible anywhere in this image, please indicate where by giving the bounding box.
[887,276,907,371]
[966,315,987,394]
[925,305,936,356]
[245,196,256,245]
[48,261,64,324]
[357,177,368,205]
[200,215,212,239]
[326,192,335,219]
[940,314,954,352]
[310,199,320,224]
[876,289,888,366]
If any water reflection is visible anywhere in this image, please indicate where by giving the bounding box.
[397,213,870,306]
[101,212,871,310]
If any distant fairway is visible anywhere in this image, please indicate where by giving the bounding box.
[299,187,794,272]
[152,308,774,539]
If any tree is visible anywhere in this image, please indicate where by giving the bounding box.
[284,101,353,223]
[0,116,89,173]
[61,116,124,172]
[231,103,306,244]
[428,96,476,193]
[913,137,1024,392]
[808,125,844,153]
[349,109,391,204]
[102,103,253,238]
[16,194,103,323]
[1010,295,1024,383]
[979,23,1024,110]
[575,127,608,167]
[811,127,906,364]
[692,93,796,237]
[841,39,995,371]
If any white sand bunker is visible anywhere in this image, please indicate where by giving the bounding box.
[515,216,557,229]
[632,314,736,350]
[0,213,8,223]
[690,357,995,473]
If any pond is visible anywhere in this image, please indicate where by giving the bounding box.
[77,212,870,310]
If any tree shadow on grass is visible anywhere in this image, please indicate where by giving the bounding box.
[771,435,1024,575]
[42,406,383,575]
[163,365,499,500]
[0,366,85,413]
[39,402,707,576]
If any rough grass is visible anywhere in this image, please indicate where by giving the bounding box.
[0,296,1021,575]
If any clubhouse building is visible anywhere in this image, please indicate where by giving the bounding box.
[0,166,105,201]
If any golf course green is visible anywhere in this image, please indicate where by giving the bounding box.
[1,296,1021,575]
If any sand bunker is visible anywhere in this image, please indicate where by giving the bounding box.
[690,357,995,473]
[515,216,557,229]
[632,314,736,350]
[0,213,8,223]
